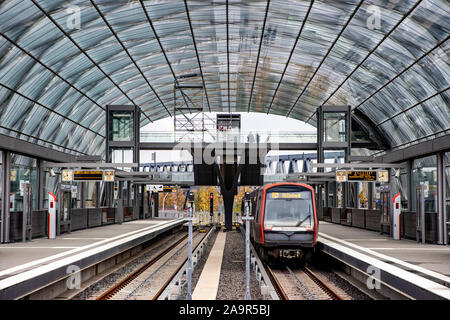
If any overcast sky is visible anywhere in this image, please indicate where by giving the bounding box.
[142,112,315,132]
[140,112,316,163]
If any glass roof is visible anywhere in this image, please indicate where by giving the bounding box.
[0,0,448,156]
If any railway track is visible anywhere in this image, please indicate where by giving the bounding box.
[96,229,208,300]
[266,264,343,300]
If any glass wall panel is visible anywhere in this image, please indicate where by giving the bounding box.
[110,148,133,172]
[43,168,59,210]
[323,112,347,142]
[412,155,437,212]
[84,182,97,208]
[336,183,343,208]
[392,165,408,210]
[358,182,369,209]
[110,111,134,142]
[10,154,38,211]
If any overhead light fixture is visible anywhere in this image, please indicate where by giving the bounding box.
[49,168,56,177]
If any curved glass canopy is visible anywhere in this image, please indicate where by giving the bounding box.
[0,0,448,156]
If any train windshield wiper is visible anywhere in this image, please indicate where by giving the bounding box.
[296,206,312,227]
[296,215,310,227]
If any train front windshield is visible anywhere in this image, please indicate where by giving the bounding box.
[264,188,314,229]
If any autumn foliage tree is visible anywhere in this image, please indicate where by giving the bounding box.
[157,185,255,213]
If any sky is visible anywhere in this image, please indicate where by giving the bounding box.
[140,112,316,163]
[142,112,315,132]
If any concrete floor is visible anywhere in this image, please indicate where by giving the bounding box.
[0,218,174,277]
[318,221,450,280]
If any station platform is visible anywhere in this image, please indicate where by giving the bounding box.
[0,218,185,299]
[318,221,450,299]
[192,231,226,300]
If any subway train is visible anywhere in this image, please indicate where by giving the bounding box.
[243,182,318,263]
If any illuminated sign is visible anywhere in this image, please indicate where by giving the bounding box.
[73,170,103,181]
[347,170,377,182]
[163,186,177,193]
[269,192,302,199]
[69,170,115,182]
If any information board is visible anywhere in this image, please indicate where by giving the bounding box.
[347,170,377,182]
[73,170,103,181]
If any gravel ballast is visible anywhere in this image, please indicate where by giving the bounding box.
[216,229,263,300]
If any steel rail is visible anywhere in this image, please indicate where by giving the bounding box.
[265,265,289,300]
[96,233,191,300]
[152,227,214,300]
[302,266,343,300]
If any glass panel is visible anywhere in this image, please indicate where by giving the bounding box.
[9,153,38,211]
[323,112,347,142]
[412,155,437,212]
[43,168,59,210]
[264,186,314,228]
[358,182,369,209]
[110,111,134,142]
[84,182,97,208]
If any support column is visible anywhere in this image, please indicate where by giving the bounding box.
[437,152,445,245]
[38,159,45,210]
[407,159,413,211]
[80,182,85,209]
[215,162,241,231]
[222,191,234,231]
[95,182,100,208]
[1,150,11,243]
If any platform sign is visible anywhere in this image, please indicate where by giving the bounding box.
[73,170,103,181]
[10,169,17,182]
[347,170,377,182]
[163,186,177,193]
[146,184,163,192]
[71,185,78,198]
[114,185,119,199]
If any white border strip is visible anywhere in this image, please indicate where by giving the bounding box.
[0,219,183,290]
[320,232,450,285]
[319,237,450,300]
[0,219,178,278]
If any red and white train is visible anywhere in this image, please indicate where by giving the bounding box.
[246,182,318,263]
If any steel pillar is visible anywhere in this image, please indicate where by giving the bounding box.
[1,150,10,243]
[437,152,445,244]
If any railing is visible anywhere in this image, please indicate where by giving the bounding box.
[141,130,317,144]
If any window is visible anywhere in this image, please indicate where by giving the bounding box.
[264,187,314,228]
[323,112,347,142]
[412,155,437,212]
[10,154,38,211]
[110,111,134,142]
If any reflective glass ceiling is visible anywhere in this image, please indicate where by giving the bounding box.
[0,0,448,156]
